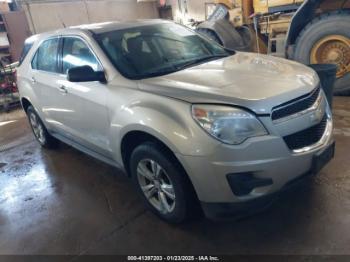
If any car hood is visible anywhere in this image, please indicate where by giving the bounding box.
[138,52,319,114]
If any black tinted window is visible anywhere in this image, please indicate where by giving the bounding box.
[31,38,59,73]
[62,38,101,74]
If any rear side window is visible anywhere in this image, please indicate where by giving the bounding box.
[31,38,60,73]
[19,41,34,65]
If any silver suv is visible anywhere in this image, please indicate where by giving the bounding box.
[17,20,334,223]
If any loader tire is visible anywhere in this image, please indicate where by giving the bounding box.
[293,11,350,96]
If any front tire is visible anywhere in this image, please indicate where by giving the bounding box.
[129,142,196,223]
[293,11,350,95]
[26,106,59,149]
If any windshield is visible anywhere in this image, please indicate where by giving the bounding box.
[94,23,234,79]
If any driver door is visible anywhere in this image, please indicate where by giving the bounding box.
[56,36,112,157]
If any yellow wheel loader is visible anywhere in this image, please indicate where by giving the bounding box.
[196,0,350,95]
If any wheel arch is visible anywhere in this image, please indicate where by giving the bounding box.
[120,130,185,178]
[120,128,201,216]
[21,97,33,112]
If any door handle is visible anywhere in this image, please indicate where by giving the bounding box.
[31,77,36,84]
[58,85,68,94]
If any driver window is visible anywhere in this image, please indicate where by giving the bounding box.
[62,37,102,74]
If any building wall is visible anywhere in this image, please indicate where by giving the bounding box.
[20,0,159,34]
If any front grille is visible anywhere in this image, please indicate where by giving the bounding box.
[283,114,328,150]
[272,87,320,121]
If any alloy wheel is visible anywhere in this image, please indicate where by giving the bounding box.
[29,112,46,144]
[137,159,176,214]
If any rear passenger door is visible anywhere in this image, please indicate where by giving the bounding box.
[30,37,67,132]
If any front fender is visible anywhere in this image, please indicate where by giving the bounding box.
[108,94,220,166]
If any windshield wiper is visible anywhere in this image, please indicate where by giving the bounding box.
[174,54,229,71]
[138,54,229,79]
[139,66,180,79]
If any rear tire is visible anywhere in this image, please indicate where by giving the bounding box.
[293,11,350,95]
[129,142,197,223]
[26,106,59,149]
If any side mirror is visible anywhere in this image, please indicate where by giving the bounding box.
[67,65,106,83]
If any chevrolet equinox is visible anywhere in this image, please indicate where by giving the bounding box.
[17,20,335,223]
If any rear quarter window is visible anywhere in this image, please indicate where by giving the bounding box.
[18,41,34,66]
[31,38,60,73]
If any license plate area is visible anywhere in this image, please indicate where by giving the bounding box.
[312,142,335,174]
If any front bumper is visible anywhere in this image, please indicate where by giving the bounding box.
[177,133,334,201]
[176,101,334,217]
[201,141,335,219]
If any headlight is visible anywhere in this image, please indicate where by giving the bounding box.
[192,104,268,145]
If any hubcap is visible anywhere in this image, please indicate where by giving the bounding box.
[29,113,45,144]
[310,35,350,78]
[137,159,176,214]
